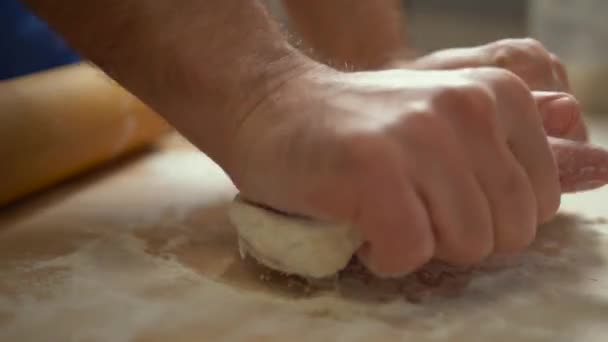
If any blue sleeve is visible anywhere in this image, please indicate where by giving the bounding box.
[0,0,80,80]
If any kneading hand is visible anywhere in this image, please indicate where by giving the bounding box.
[226,65,600,277]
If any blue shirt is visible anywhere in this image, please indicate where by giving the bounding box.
[0,0,80,80]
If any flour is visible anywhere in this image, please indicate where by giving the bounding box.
[2,207,608,341]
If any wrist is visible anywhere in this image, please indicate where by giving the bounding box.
[177,46,325,169]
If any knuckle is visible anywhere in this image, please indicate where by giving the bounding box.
[433,84,469,107]
[434,204,495,266]
[487,67,525,87]
[444,222,493,265]
[433,83,493,111]
[478,67,532,98]
[432,83,498,129]
[446,237,493,266]
[493,44,527,67]
[404,233,435,273]
[497,220,537,254]
[400,109,453,148]
[491,39,554,76]
[339,132,389,170]
[497,222,537,254]
[402,109,444,134]
[519,38,554,69]
[367,230,435,277]
[521,37,546,51]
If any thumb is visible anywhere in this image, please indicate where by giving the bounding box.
[551,137,608,193]
[535,91,588,141]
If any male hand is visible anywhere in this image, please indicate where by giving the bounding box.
[390,38,587,141]
[227,65,608,277]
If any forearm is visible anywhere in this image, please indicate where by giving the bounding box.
[22,0,311,166]
[282,0,408,71]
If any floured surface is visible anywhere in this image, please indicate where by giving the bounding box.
[2,131,608,342]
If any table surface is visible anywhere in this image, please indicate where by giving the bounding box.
[2,120,608,342]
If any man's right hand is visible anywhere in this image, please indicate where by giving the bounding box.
[227,65,607,277]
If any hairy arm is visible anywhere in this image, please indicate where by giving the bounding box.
[282,0,409,70]
[22,0,311,168]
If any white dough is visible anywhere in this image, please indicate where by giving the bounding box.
[228,198,364,278]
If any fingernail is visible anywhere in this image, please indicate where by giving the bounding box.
[540,95,579,137]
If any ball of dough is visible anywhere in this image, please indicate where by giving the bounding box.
[228,197,363,278]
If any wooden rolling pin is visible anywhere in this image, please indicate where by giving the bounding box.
[0,63,170,206]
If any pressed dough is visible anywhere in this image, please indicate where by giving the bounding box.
[228,197,363,278]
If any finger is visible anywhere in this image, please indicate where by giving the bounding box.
[486,39,556,91]
[473,145,538,254]
[549,53,571,92]
[356,181,434,277]
[465,134,538,255]
[433,81,538,255]
[403,120,493,266]
[534,91,586,140]
[479,72,561,228]
[551,137,608,193]
[535,91,588,141]
[348,143,434,277]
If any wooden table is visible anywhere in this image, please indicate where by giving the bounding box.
[2,122,608,342]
